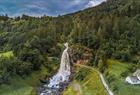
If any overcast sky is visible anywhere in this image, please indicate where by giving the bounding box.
[0,0,106,17]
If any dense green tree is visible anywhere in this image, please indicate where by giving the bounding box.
[0,0,140,85]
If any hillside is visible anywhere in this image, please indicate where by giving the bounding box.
[0,0,140,95]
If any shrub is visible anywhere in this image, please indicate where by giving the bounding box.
[107,74,116,84]
[121,70,129,78]
[75,68,89,81]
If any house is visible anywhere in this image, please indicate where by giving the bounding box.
[125,76,140,84]
[133,69,140,80]
[125,69,140,85]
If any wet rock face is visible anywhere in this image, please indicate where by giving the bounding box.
[37,74,74,95]
[69,45,93,64]
[38,78,60,95]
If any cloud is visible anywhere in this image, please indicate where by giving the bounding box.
[10,1,51,17]
[70,0,83,6]
[0,0,107,17]
[0,7,6,15]
[23,1,48,10]
[85,0,106,8]
[52,0,85,10]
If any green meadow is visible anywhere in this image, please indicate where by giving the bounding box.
[63,66,108,95]
[106,59,140,95]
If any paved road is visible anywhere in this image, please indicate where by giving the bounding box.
[75,64,114,95]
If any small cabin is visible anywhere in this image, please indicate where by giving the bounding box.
[125,76,140,84]
[133,69,140,80]
[125,69,140,85]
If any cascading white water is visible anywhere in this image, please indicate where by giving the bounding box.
[47,43,71,88]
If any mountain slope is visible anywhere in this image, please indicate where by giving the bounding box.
[0,0,140,95]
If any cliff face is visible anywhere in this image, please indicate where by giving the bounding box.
[69,45,93,64]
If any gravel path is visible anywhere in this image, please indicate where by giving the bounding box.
[75,64,114,95]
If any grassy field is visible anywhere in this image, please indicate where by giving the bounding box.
[106,59,140,95]
[0,66,49,95]
[0,51,14,58]
[63,67,108,95]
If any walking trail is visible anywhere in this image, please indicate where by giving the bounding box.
[75,64,114,95]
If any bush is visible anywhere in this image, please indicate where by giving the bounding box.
[0,56,33,84]
[112,84,118,94]
[98,59,107,73]
[113,50,132,62]
[107,74,116,84]
[15,62,32,76]
[121,70,129,78]
[113,51,121,60]
[127,64,137,73]
[0,57,15,84]
[75,68,89,81]
[18,48,44,70]
[131,57,139,64]
[121,52,131,62]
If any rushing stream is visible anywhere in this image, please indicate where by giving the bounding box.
[38,43,71,95]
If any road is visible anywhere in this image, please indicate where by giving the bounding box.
[75,64,114,95]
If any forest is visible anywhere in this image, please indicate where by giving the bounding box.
[0,0,140,95]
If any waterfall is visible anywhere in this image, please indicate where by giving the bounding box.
[48,42,71,88]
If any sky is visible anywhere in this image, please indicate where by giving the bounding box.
[0,0,106,17]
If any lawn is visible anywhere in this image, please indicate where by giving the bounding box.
[106,59,140,95]
[0,51,14,58]
[63,67,108,95]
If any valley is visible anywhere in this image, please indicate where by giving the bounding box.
[0,0,140,95]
